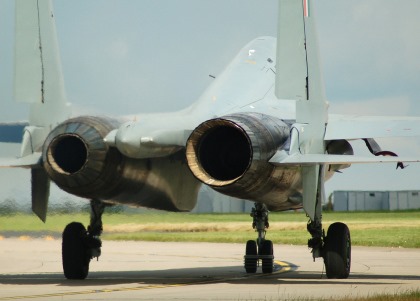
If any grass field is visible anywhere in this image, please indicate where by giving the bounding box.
[300,290,420,301]
[1,210,419,248]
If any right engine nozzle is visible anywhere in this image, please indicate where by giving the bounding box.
[186,113,290,189]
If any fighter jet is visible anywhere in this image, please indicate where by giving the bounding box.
[2,0,420,280]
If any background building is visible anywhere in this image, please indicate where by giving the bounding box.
[333,190,420,211]
[192,188,255,213]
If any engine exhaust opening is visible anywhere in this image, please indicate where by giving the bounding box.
[198,125,251,181]
[48,135,88,174]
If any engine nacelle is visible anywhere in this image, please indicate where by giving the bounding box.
[186,113,294,203]
[42,116,123,199]
[42,116,200,211]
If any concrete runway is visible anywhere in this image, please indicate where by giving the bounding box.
[0,238,419,300]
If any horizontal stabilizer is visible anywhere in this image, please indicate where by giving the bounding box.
[0,152,42,168]
[269,152,420,166]
[326,115,420,140]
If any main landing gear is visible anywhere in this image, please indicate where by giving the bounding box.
[244,202,274,274]
[307,209,351,279]
[62,199,106,279]
[323,222,351,279]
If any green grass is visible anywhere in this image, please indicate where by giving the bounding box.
[1,211,420,248]
[250,289,420,301]
[329,289,420,301]
[257,289,420,301]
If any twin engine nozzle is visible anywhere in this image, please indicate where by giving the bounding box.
[41,113,292,205]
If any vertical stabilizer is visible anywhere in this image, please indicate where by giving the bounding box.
[15,0,70,127]
[276,0,328,156]
[275,0,307,101]
[14,0,70,221]
[276,0,327,105]
[276,0,328,220]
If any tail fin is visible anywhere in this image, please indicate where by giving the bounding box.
[15,0,71,156]
[275,0,326,103]
[14,0,70,128]
[275,0,307,101]
[13,0,70,221]
[275,0,328,220]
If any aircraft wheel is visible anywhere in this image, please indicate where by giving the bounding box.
[324,222,351,279]
[261,240,274,274]
[62,222,90,280]
[244,240,258,273]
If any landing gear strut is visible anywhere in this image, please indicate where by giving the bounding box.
[244,202,274,274]
[62,199,106,279]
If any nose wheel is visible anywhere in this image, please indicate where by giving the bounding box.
[261,239,274,273]
[244,240,258,273]
[244,203,274,274]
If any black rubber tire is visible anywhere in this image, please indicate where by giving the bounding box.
[244,240,258,273]
[324,222,351,279]
[62,222,90,280]
[261,240,274,274]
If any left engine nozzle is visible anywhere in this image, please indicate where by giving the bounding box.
[46,133,88,175]
[42,116,122,198]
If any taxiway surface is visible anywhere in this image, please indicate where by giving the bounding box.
[0,238,419,300]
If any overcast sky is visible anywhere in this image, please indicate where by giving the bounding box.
[1,0,420,205]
